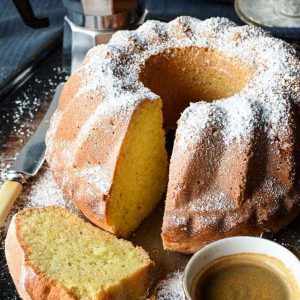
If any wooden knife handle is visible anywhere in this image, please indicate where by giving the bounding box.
[0,181,23,227]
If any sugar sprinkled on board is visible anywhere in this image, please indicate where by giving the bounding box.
[22,168,77,212]
[0,65,68,182]
[154,271,185,300]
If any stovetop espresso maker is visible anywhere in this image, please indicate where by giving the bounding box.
[62,0,141,73]
[12,0,142,74]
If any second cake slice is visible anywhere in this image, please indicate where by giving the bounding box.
[5,206,153,300]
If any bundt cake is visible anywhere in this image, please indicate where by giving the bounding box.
[46,16,300,252]
[5,206,153,299]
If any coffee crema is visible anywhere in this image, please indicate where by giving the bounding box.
[191,253,300,300]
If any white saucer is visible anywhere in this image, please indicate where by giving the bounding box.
[235,0,300,28]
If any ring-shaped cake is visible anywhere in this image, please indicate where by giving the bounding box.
[46,17,300,253]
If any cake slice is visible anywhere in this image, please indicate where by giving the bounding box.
[5,206,153,300]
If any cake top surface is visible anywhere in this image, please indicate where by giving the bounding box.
[78,16,300,148]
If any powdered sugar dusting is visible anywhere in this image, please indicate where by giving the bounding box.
[261,177,287,199]
[168,215,188,228]
[189,192,235,212]
[22,169,77,213]
[154,271,184,300]
[176,102,225,149]
[78,166,110,195]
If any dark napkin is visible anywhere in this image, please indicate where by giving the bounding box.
[142,0,243,24]
[0,0,65,90]
[142,0,300,40]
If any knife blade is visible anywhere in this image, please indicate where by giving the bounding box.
[10,83,64,177]
[0,83,64,226]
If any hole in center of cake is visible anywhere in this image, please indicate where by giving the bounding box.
[140,47,254,129]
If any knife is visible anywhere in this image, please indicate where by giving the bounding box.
[0,83,64,226]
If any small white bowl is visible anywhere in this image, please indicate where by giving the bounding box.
[183,236,300,299]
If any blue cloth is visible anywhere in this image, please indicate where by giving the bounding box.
[143,0,300,40]
[143,0,242,24]
[0,0,65,88]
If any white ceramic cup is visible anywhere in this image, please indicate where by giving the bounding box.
[183,236,300,300]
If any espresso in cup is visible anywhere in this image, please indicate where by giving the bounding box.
[191,253,298,300]
[183,237,300,300]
